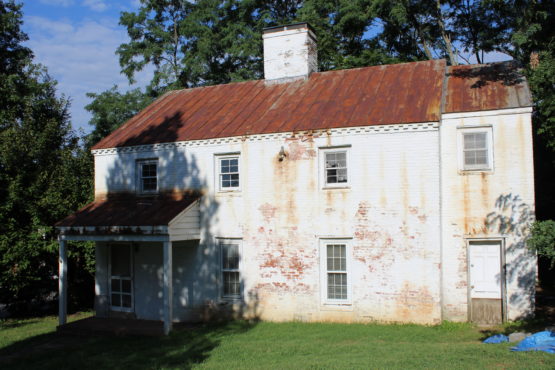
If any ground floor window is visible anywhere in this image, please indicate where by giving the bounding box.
[110,244,133,311]
[320,239,351,304]
[219,239,241,299]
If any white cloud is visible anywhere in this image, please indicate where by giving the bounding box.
[23,15,153,133]
[82,0,108,12]
[38,0,75,6]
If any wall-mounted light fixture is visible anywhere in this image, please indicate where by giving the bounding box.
[278,146,287,162]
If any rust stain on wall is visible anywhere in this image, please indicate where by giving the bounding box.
[394,282,435,321]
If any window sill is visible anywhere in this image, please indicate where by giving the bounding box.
[320,302,353,311]
[216,190,242,197]
[458,169,493,175]
[322,186,351,190]
[219,296,243,304]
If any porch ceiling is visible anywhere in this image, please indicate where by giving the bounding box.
[55,192,201,240]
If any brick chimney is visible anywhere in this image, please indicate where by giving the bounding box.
[263,23,318,82]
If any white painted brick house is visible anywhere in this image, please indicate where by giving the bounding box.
[57,23,535,334]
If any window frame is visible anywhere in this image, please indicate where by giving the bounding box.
[215,153,241,192]
[319,238,352,306]
[457,127,494,172]
[218,238,243,300]
[136,158,158,194]
[320,146,351,189]
[108,243,134,312]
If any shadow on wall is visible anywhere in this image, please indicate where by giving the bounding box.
[103,110,262,323]
[485,193,536,319]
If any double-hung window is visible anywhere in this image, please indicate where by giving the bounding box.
[320,147,350,188]
[217,155,240,191]
[459,128,493,171]
[137,159,158,193]
[220,239,241,299]
[320,239,351,304]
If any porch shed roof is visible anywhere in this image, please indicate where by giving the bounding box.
[55,192,200,228]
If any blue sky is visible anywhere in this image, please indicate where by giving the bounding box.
[21,0,152,134]
[21,1,511,136]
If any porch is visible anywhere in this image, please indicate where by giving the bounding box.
[55,192,202,335]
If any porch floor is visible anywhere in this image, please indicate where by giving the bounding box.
[57,317,192,337]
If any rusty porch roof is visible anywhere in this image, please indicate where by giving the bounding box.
[55,192,200,228]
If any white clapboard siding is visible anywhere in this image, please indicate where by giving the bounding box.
[168,200,201,241]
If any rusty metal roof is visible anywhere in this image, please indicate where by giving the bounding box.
[92,59,446,149]
[55,192,200,227]
[444,62,532,113]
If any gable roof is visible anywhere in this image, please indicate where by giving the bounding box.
[92,59,446,150]
[444,62,533,113]
[92,59,532,150]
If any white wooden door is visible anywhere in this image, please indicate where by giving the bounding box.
[469,241,502,299]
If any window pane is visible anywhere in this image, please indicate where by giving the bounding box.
[220,157,239,188]
[474,150,488,164]
[463,132,489,169]
[122,294,132,308]
[222,244,239,269]
[464,151,476,165]
[111,279,120,292]
[142,163,156,177]
[121,279,131,294]
[111,245,131,276]
[224,271,240,296]
[325,151,347,184]
[111,294,121,307]
[328,273,347,300]
[143,177,157,191]
[337,168,347,183]
[464,133,477,149]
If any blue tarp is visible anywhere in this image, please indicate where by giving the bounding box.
[483,334,509,343]
[511,331,555,354]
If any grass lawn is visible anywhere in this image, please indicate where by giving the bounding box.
[1,314,554,369]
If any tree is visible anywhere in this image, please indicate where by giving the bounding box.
[0,0,93,313]
[85,86,154,148]
[529,220,555,267]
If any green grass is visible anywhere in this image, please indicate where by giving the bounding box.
[1,315,554,369]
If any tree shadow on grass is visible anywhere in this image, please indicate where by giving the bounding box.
[0,319,40,329]
[0,320,257,369]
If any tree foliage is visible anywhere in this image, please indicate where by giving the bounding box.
[85,86,154,148]
[529,220,555,267]
[0,0,93,312]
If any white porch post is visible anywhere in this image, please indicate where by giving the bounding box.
[163,240,173,335]
[58,239,67,326]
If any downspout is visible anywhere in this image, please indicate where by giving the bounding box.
[438,62,449,322]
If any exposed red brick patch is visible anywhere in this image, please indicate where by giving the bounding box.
[258,203,278,222]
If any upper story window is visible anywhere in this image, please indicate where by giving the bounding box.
[217,154,240,191]
[137,159,158,193]
[458,127,493,171]
[320,146,350,188]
